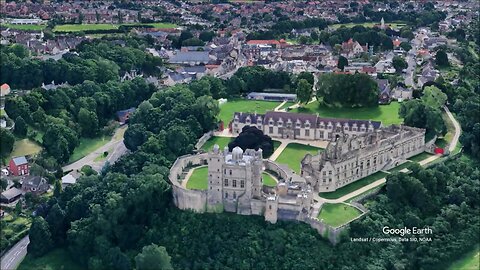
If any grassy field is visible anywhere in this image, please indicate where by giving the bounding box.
[201,136,233,151]
[318,203,362,227]
[0,24,46,31]
[436,112,456,149]
[93,148,111,162]
[9,139,42,159]
[262,172,277,187]
[330,21,407,30]
[275,143,323,173]
[291,102,403,126]
[319,171,389,200]
[218,99,281,125]
[279,101,296,110]
[113,125,127,141]
[53,22,177,32]
[18,248,83,270]
[448,245,480,270]
[408,152,434,163]
[187,166,208,190]
[68,135,111,163]
[388,161,413,173]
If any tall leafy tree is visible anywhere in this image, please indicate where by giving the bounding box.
[296,79,313,105]
[135,244,173,270]
[28,217,53,257]
[337,56,348,71]
[0,128,14,159]
[435,50,449,67]
[13,116,27,137]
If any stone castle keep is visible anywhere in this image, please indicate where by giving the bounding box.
[170,115,427,242]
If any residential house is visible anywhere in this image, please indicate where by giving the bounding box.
[341,38,367,58]
[9,156,29,176]
[61,173,77,188]
[169,51,212,66]
[116,108,136,125]
[0,187,22,204]
[0,83,10,97]
[376,79,392,104]
[392,86,413,101]
[22,176,49,195]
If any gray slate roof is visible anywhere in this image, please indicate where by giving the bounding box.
[11,156,27,166]
[169,51,211,63]
[0,187,22,200]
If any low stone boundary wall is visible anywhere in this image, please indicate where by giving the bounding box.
[263,160,289,181]
[195,131,214,150]
[169,154,209,212]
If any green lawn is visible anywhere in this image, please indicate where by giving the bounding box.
[18,248,83,270]
[318,203,362,227]
[53,22,177,32]
[408,152,434,163]
[201,136,233,151]
[68,135,111,163]
[9,139,42,159]
[448,245,480,270]
[187,166,208,190]
[0,24,46,31]
[388,161,413,173]
[262,172,277,187]
[279,101,296,110]
[93,149,111,162]
[218,99,281,125]
[330,21,407,30]
[291,102,403,126]
[275,143,323,173]
[319,171,389,200]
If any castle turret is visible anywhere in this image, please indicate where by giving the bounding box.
[206,144,224,212]
[265,195,278,223]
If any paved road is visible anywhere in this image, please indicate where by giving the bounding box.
[0,236,29,270]
[62,127,128,173]
[405,48,417,88]
[444,105,461,153]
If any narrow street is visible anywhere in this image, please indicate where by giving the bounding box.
[0,236,29,270]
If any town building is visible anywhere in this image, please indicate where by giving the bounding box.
[246,92,297,102]
[0,187,22,204]
[21,176,49,195]
[301,125,426,192]
[231,111,382,141]
[8,156,29,176]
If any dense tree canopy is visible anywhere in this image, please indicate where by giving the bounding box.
[316,73,378,107]
[228,126,275,158]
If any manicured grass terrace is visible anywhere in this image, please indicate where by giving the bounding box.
[262,172,277,187]
[218,99,281,126]
[318,203,362,227]
[388,161,413,173]
[186,166,208,190]
[201,136,233,151]
[408,152,434,163]
[291,102,403,126]
[318,171,389,200]
[275,143,323,174]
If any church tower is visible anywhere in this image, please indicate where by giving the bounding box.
[380,17,385,30]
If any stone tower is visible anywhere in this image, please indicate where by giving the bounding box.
[380,17,385,30]
[251,149,263,199]
[206,144,223,212]
[265,195,278,223]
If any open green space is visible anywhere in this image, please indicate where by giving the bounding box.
[291,102,403,126]
[279,101,296,111]
[93,149,111,162]
[0,24,46,31]
[201,136,233,151]
[408,152,434,163]
[9,139,42,159]
[18,248,83,270]
[436,112,456,149]
[319,171,388,200]
[318,203,362,227]
[53,22,177,32]
[388,161,413,173]
[330,21,407,30]
[275,143,323,173]
[186,166,208,190]
[448,245,479,270]
[68,135,111,163]
[218,99,281,125]
[262,172,277,187]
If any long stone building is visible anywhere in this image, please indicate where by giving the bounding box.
[301,125,426,192]
[231,111,382,141]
